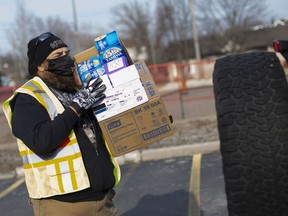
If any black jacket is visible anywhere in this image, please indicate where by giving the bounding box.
[10,93,116,202]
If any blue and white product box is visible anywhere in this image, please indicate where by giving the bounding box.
[100,43,128,64]
[77,61,90,82]
[95,30,120,52]
[77,55,113,90]
[103,54,129,75]
[105,56,129,76]
[77,55,100,82]
[94,31,129,73]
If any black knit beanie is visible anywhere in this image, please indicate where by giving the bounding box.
[27,32,67,76]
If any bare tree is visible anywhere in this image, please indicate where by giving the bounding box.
[5,1,84,81]
[6,2,42,80]
[110,1,155,64]
[195,0,268,53]
[2,0,271,80]
[155,0,192,62]
[43,17,96,55]
[111,0,194,63]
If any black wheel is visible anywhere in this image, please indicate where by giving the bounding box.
[213,51,288,216]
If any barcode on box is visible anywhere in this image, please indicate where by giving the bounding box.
[142,125,171,141]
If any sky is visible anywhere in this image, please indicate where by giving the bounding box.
[0,0,287,55]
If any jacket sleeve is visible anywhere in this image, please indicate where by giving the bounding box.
[11,93,80,155]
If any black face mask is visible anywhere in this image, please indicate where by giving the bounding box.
[47,55,75,76]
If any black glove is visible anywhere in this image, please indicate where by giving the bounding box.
[72,74,106,111]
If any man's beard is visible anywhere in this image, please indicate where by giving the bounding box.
[40,71,77,92]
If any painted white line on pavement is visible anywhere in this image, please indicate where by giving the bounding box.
[0,177,25,199]
[189,153,202,216]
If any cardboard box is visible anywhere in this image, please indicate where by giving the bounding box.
[94,61,160,121]
[133,61,159,98]
[73,37,174,157]
[73,36,133,84]
[74,52,160,122]
[74,46,146,119]
[95,31,120,52]
[95,78,148,121]
[99,97,174,157]
[74,45,133,90]
[93,31,131,78]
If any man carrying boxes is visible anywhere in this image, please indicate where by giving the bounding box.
[2,30,174,215]
[74,30,174,157]
[2,32,120,216]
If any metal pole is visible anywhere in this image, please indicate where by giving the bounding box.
[189,0,201,60]
[72,0,80,53]
[180,89,185,119]
[177,69,185,119]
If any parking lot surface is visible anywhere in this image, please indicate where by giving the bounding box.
[0,152,228,216]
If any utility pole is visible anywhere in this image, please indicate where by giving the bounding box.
[72,0,80,53]
[189,0,201,60]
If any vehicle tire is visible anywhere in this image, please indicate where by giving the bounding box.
[213,51,288,216]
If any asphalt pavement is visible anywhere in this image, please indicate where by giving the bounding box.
[0,153,228,216]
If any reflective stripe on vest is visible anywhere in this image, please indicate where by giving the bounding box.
[2,77,91,198]
[20,137,79,167]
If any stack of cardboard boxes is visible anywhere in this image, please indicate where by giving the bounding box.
[73,31,174,157]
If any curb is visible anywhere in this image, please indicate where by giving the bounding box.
[115,140,220,165]
[0,140,220,180]
[0,171,16,180]
[0,142,18,151]
[0,167,23,180]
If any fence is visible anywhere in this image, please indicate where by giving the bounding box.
[0,59,217,101]
[1,55,287,106]
[147,58,216,86]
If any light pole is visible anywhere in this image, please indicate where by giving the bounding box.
[72,0,80,53]
[189,0,201,60]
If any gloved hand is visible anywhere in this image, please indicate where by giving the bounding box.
[71,74,106,111]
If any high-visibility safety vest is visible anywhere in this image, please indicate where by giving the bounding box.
[2,77,120,199]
